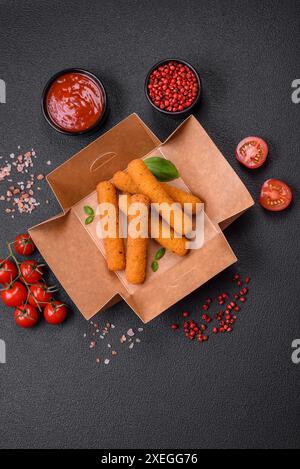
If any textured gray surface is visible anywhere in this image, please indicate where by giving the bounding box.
[0,0,299,449]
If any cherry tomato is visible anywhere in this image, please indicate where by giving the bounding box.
[44,301,67,325]
[14,304,38,328]
[28,283,52,307]
[0,259,17,285]
[1,281,28,308]
[14,233,35,256]
[20,260,43,284]
[260,179,293,212]
[236,137,268,169]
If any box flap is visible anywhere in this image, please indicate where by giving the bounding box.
[124,231,237,323]
[47,113,161,211]
[160,116,254,226]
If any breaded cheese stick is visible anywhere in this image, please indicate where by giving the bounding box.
[113,170,201,214]
[128,159,192,236]
[151,217,188,257]
[113,170,138,194]
[126,194,150,284]
[97,181,126,271]
[119,194,188,257]
[161,183,201,215]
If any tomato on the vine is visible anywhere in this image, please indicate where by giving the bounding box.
[20,260,43,284]
[0,259,17,285]
[14,233,35,256]
[260,179,293,212]
[44,301,67,325]
[28,283,52,307]
[14,304,38,328]
[1,281,28,307]
[236,137,268,169]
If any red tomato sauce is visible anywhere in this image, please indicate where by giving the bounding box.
[46,72,104,132]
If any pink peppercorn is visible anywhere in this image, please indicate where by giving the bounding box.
[147,61,199,113]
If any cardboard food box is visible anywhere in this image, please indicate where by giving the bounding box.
[29,114,254,323]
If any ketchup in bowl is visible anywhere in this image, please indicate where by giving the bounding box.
[43,69,107,134]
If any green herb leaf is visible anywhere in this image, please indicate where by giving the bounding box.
[85,215,94,225]
[151,260,159,272]
[84,205,94,216]
[155,247,166,260]
[145,157,180,182]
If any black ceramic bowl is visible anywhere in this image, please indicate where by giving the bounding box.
[42,68,108,135]
[145,58,202,117]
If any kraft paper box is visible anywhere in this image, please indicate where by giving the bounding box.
[29,114,254,323]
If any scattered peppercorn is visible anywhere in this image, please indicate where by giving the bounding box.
[169,273,251,344]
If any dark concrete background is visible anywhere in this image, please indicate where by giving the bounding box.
[0,0,299,449]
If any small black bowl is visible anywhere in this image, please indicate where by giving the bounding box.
[145,58,202,117]
[42,68,108,135]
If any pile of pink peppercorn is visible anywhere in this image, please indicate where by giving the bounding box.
[170,274,251,342]
[147,61,199,112]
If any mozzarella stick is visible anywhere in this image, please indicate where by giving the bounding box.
[97,181,126,271]
[113,170,138,194]
[151,218,188,256]
[119,194,188,257]
[128,159,192,236]
[126,194,150,284]
[113,170,201,214]
[161,183,201,215]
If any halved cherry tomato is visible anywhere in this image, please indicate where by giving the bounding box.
[260,179,292,211]
[236,137,268,169]
[1,281,28,308]
[0,259,17,285]
[14,304,38,328]
[28,283,52,307]
[44,301,67,325]
[20,260,43,284]
[14,233,35,256]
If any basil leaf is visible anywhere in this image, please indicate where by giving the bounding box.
[151,261,159,272]
[155,247,166,260]
[84,205,94,216]
[85,215,94,225]
[145,157,179,182]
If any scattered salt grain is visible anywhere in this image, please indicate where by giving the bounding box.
[84,321,144,366]
[120,335,126,343]
[0,148,47,216]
